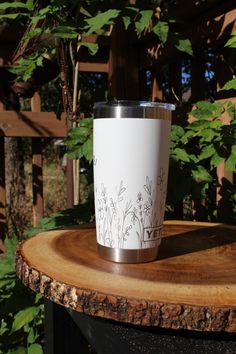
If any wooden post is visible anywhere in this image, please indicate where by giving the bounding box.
[108,19,139,100]
[215,48,235,99]
[31,92,44,227]
[169,60,182,103]
[216,159,234,223]
[191,47,207,220]
[191,48,205,102]
[66,117,74,209]
[168,60,184,219]
[151,67,164,102]
[212,48,234,220]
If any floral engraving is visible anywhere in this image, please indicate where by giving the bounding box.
[95,169,167,249]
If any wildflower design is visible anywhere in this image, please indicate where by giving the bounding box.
[95,169,167,249]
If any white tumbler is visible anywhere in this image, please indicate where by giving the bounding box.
[93,101,174,263]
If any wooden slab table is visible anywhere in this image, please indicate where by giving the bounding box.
[16,221,236,354]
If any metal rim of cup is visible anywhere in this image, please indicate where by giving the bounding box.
[97,243,160,263]
[94,100,175,119]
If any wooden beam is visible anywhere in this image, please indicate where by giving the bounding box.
[79,62,108,73]
[31,93,44,227]
[81,34,110,46]
[0,111,67,137]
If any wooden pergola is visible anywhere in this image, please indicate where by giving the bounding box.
[0,0,236,245]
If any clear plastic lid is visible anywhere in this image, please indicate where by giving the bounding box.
[94,101,175,119]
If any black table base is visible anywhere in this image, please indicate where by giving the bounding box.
[45,301,236,354]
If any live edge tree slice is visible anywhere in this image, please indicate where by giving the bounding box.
[16,221,236,332]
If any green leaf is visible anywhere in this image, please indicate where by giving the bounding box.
[34,293,42,304]
[27,327,36,345]
[135,10,153,34]
[188,154,199,163]
[31,5,57,23]
[171,124,185,141]
[0,319,8,336]
[176,38,193,55]
[10,52,47,82]
[0,2,28,10]
[80,6,92,17]
[181,129,196,144]
[225,154,236,171]
[198,145,215,160]
[51,26,78,39]
[192,165,212,182]
[85,9,120,35]
[173,148,190,162]
[0,13,29,19]
[36,56,43,66]
[210,153,224,168]
[7,347,27,354]
[172,33,193,55]
[221,78,236,91]
[80,42,98,55]
[28,343,43,354]
[152,21,169,43]
[122,16,131,30]
[125,6,139,13]
[199,129,218,143]
[65,118,93,162]
[0,278,14,288]
[226,103,236,120]
[190,109,212,120]
[11,307,40,333]
[225,145,236,171]
[23,28,43,41]
[80,117,93,128]
[225,31,236,48]
[195,100,222,111]
[0,235,18,279]
[83,136,93,163]
[26,0,34,11]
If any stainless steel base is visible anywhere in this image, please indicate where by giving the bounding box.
[97,244,160,263]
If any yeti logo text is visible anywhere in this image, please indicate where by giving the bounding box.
[144,226,162,242]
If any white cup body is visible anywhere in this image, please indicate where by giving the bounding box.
[93,102,173,263]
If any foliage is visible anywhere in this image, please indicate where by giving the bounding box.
[10,52,45,82]
[65,117,93,163]
[1,1,193,82]
[2,3,236,354]
[0,237,44,354]
[225,30,236,48]
[166,99,236,221]
[218,31,236,91]
[188,101,236,171]
[27,199,95,236]
[221,78,236,91]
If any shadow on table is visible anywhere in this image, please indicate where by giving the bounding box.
[158,224,236,260]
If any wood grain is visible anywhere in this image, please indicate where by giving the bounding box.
[0,111,67,137]
[16,221,236,332]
